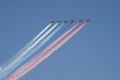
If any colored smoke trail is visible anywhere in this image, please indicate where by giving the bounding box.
[3,23,59,70]
[0,23,59,80]
[0,68,1,71]
[11,22,79,76]
[17,23,53,54]
[5,22,87,80]
[0,23,52,72]
[15,23,64,71]
[3,23,53,67]
[20,22,87,78]
[29,23,53,46]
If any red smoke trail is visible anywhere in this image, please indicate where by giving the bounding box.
[6,22,87,80]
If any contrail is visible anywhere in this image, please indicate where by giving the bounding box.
[0,22,60,80]
[5,22,87,80]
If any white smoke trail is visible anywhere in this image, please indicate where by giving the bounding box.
[1,23,53,68]
[3,23,59,71]
[2,23,58,72]
[0,23,59,80]
[0,68,2,72]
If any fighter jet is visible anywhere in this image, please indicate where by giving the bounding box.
[64,20,68,23]
[50,21,54,23]
[86,19,91,22]
[79,19,83,23]
[71,20,75,23]
[57,20,61,23]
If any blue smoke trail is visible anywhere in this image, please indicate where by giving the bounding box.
[0,23,59,80]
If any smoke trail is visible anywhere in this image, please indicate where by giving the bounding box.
[7,22,87,80]
[2,23,53,67]
[0,68,2,72]
[3,23,59,71]
[0,23,53,74]
[29,23,53,46]
[5,22,84,80]
[12,23,64,73]
[18,22,87,79]
[19,23,53,52]
[12,22,78,75]
[0,23,59,80]
[0,23,53,71]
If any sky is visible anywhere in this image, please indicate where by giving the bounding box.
[0,0,120,80]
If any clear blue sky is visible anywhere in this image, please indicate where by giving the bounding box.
[0,0,120,80]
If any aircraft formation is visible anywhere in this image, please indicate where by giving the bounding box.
[0,19,91,80]
[50,19,91,23]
